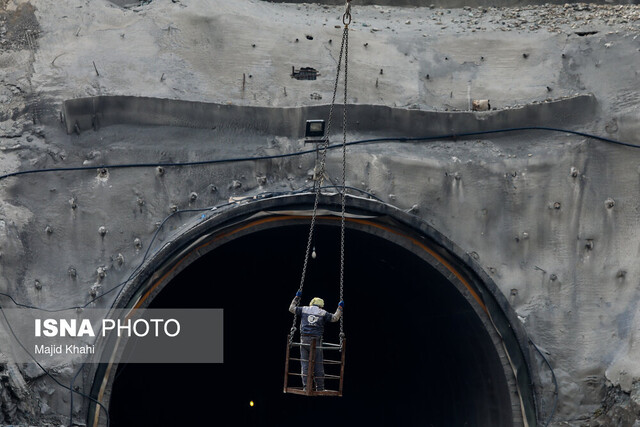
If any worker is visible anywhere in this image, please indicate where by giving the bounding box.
[289,292,343,391]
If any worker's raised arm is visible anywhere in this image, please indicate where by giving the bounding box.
[289,291,302,313]
[331,301,344,322]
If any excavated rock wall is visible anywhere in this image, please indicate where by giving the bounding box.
[0,0,640,425]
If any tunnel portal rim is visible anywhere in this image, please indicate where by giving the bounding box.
[89,193,538,427]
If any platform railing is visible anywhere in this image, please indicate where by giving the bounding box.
[283,337,346,397]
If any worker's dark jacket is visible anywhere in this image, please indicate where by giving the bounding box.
[294,306,333,336]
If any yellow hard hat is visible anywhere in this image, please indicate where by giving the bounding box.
[310,297,324,308]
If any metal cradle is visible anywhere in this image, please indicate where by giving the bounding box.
[283,337,346,397]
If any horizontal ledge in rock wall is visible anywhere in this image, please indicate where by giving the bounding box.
[62,94,596,138]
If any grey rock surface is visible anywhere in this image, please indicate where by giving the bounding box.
[0,0,640,425]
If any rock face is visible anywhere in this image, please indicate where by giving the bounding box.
[265,0,640,8]
[587,383,640,426]
[1,0,640,425]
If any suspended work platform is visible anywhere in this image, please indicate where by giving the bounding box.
[283,337,346,397]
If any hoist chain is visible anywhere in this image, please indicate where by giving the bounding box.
[289,1,351,347]
[338,20,349,348]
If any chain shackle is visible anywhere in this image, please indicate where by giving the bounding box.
[343,0,352,26]
[342,10,351,25]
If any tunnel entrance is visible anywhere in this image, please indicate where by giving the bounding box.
[104,201,528,426]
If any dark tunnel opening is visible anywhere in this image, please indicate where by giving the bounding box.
[109,223,515,426]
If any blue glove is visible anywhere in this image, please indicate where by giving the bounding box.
[296,291,302,297]
[338,301,344,308]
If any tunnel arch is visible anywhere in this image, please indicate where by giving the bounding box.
[88,193,538,426]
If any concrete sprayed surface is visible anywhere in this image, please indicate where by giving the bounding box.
[1,0,640,425]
